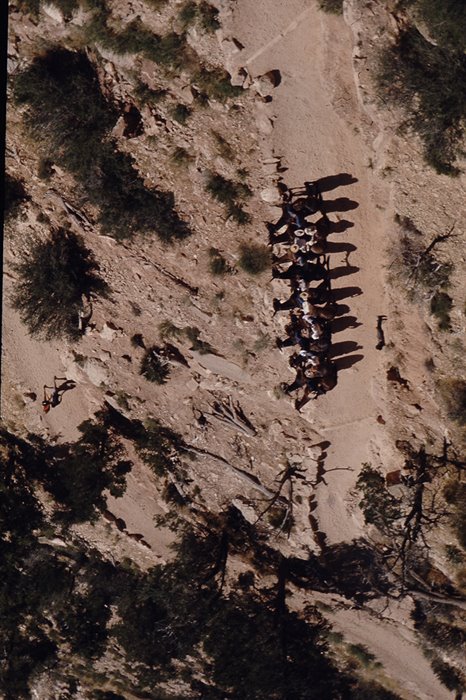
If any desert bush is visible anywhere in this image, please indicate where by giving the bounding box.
[134,80,167,107]
[170,146,193,167]
[205,172,252,223]
[438,379,466,426]
[179,1,220,32]
[430,291,453,330]
[355,463,402,535]
[184,326,217,354]
[443,479,466,548]
[193,65,243,102]
[12,228,108,341]
[140,346,170,384]
[171,103,191,124]
[159,319,184,341]
[4,174,29,221]
[14,48,189,241]
[318,0,343,14]
[394,229,453,294]
[37,157,54,180]
[208,247,230,276]
[415,0,466,51]
[179,0,197,26]
[377,27,466,174]
[430,656,465,693]
[212,130,234,160]
[238,242,270,275]
[131,333,146,348]
[346,643,377,667]
[42,417,132,523]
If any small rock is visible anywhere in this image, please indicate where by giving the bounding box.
[260,187,282,205]
[252,70,281,97]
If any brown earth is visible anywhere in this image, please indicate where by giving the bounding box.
[3,0,466,697]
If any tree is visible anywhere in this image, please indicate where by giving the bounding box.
[12,228,108,340]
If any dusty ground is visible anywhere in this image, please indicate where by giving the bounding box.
[3,0,465,697]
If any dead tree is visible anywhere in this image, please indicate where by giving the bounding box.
[255,463,306,536]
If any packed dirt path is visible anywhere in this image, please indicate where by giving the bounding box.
[231,0,394,546]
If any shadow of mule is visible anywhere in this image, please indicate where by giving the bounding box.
[321,198,359,214]
[314,174,358,193]
[335,353,364,370]
[330,341,362,358]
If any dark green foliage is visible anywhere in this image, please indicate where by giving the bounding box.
[355,463,402,535]
[179,1,220,33]
[171,103,192,124]
[131,333,146,349]
[4,174,28,221]
[318,0,343,14]
[42,417,132,523]
[134,81,168,107]
[377,27,466,174]
[179,1,198,27]
[16,0,40,15]
[58,587,110,658]
[444,479,466,548]
[415,0,466,51]
[194,66,243,102]
[170,146,193,167]
[205,172,252,223]
[430,291,453,330]
[37,157,54,180]
[439,379,466,426]
[238,242,271,275]
[132,419,183,478]
[14,48,189,241]
[212,130,234,160]
[208,247,230,275]
[430,657,465,693]
[140,346,171,384]
[12,228,108,341]
[351,680,402,700]
[198,1,220,32]
[184,326,217,354]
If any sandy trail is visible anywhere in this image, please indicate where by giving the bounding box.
[231,0,391,545]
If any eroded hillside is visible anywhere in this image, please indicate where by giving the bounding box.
[2,0,466,698]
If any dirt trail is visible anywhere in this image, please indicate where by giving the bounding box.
[231,0,394,545]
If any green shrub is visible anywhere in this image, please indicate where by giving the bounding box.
[377,27,466,174]
[355,463,402,535]
[415,0,466,51]
[438,379,466,426]
[37,157,54,180]
[14,49,190,242]
[131,333,145,348]
[212,130,234,160]
[205,172,252,223]
[179,1,220,32]
[208,247,230,275]
[443,479,466,548]
[179,0,198,26]
[170,146,193,167]
[430,291,453,330]
[346,643,377,667]
[12,228,109,341]
[184,326,217,354]
[194,66,243,102]
[140,346,170,384]
[134,81,167,107]
[318,0,343,14]
[238,242,270,275]
[171,103,192,124]
[198,1,220,32]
